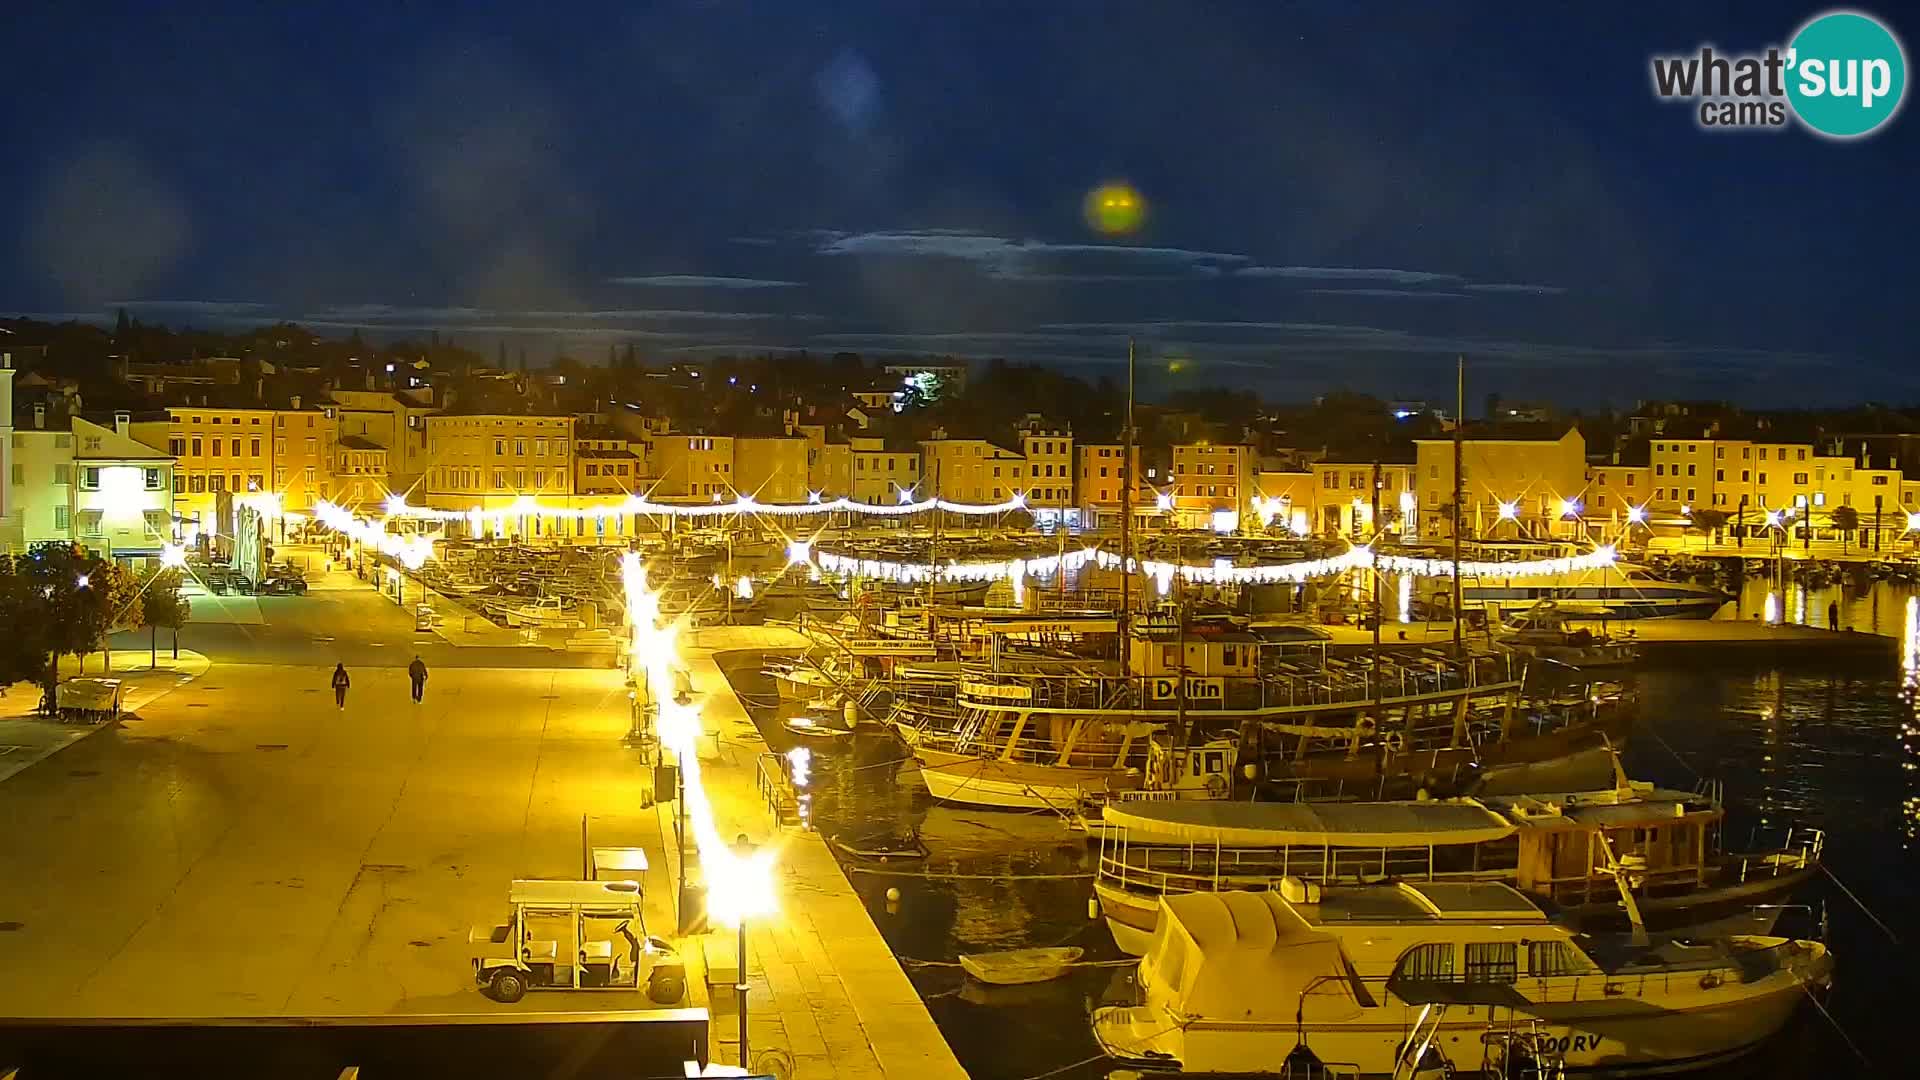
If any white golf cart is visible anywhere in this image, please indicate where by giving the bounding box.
[469,879,685,1005]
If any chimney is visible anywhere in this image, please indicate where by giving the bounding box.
[114,410,131,437]
[290,394,302,411]
[33,404,45,429]
[256,377,264,401]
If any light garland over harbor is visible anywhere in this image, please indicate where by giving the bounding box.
[380,492,1030,524]
[791,541,1619,589]
[314,500,437,570]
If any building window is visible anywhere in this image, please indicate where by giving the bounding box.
[170,438,184,456]
[1686,464,1696,477]
[210,475,226,493]
[1759,473,1768,485]
[1715,446,1724,459]
[1742,470,1750,481]
[1797,448,1807,461]
[1793,472,1809,485]
[1625,475,1636,487]
[210,439,221,458]
[1715,469,1724,481]
[54,506,72,531]
[146,468,162,490]
[189,475,206,493]
[304,466,316,487]
[1655,464,1664,476]
[230,439,239,456]
[251,438,261,456]
[80,466,101,489]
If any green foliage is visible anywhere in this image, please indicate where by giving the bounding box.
[139,567,193,632]
[1685,509,1730,534]
[1829,505,1860,532]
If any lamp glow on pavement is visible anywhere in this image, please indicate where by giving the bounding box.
[622,555,777,929]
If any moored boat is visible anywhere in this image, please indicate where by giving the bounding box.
[1091,883,1833,1076]
[957,946,1083,985]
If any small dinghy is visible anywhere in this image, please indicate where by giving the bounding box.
[958,946,1083,986]
[783,712,856,740]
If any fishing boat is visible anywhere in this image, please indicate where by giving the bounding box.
[957,946,1083,985]
[1092,765,1824,954]
[1494,601,1638,668]
[1090,882,1833,1076]
[498,595,585,629]
[897,613,1631,811]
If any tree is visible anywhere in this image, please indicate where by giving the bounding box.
[17,544,134,692]
[1685,509,1729,542]
[114,307,132,345]
[1830,505,1860,551]
[138,567,192,664]
[0,555,53,696]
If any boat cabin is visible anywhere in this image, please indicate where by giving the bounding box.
[1491,786,1719,908]
[1127,616,1259,682]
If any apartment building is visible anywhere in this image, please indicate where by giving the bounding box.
[1414,427,1587,538]
[1019,430,1075,513]
[72,415,175,560]
[649,434,735,501]
[1250,469,1315,535]
[420,413,576,508]
[575,425,643,496]
[128,398,336,530]
[849,436,920,505]
[1309,461,1416,539]
[334,437,391,512]
[1168,443,1254,530]
[734,436,810,504]
[329,387,436,493]
[1077,443,1141,528]
[919,438,1023,503]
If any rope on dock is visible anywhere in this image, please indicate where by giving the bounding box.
[1823,864,1902,945]
[847,866,1095,880]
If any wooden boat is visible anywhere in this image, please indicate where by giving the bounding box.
[900,614,1632,811]
[958,946,1083,986]
[1091,772,1824,955]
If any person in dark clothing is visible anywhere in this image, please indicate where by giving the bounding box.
[331,663,351,709]
[408,656,428,704]
[1827,601,1840,632]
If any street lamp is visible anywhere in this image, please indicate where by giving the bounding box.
[731,833,756,1069]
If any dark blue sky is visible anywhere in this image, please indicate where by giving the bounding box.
[3,2,1914,406]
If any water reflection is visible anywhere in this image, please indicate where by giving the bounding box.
[1731,576,1920,635]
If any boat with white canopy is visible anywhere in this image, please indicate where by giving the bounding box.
[1091,882,1832,1076]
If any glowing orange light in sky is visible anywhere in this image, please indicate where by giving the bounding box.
[1084,181,1146,235]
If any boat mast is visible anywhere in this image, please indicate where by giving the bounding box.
[1452,354,1465,658]
[1371,457,1382,707]
[1119,338,1135,677]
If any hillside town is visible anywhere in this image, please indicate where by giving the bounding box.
[8,315,1920,564]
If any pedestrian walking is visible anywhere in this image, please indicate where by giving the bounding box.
[332,663,351,710]
[1827,601,1840,632]
[408,655,428,704]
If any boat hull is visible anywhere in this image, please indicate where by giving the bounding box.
[910,745,1135,811]
[1093,960,1827,1076]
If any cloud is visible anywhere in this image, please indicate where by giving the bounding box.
[1467,283,1568,295]
[1304,288,1470,299]
[307,304,811,324]
[607,275,802,289]
[110,299,272,316]
[28,141,191,305]
[1233,266,1464,285]
[813,229,1247,280]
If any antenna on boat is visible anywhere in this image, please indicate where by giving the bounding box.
[1120,337,1135,679]
[1592,830,1650,947]
[1452,354,1465,658]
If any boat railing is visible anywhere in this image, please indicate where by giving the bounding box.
[1729,826,1824,882]
[1536,863,1706,907]
[955,661,1519,716]
[1097,843,1480,895]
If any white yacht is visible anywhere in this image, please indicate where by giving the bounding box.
[1451,542,1729,620]
[1092,882,1831,1076]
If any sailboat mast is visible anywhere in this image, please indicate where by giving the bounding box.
[1120,338,1135,676]
[1452,355,1465,657]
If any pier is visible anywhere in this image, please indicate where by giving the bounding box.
[659,625,970,1080]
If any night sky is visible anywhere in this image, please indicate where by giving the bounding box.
[3,2,1914,406]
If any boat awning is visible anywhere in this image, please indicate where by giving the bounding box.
[1105,799,1516,848]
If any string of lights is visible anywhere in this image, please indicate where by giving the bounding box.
[380,491,1030,523]
[313,501,437,570]
[791,541,1619,588]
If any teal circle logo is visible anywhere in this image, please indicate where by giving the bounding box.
[1786,11,1907,138]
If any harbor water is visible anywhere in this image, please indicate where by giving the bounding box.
[718,581,1920,1079]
